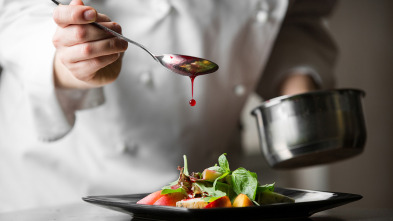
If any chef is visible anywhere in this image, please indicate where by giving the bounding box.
[0,0,337,212]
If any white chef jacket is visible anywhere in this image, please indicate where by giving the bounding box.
[0,0,336,212]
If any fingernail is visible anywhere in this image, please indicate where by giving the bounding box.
[83,9,96,21]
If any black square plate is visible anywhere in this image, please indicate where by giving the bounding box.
[83,187,362,220]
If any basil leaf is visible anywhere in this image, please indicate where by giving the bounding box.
[161,187,186,195]
[212,171,229,189]
[257,183,275,193]
[202,190,227,202]
[203,194,226,203]
[206,165,226,174]
[193,182,214,196]
[215,181,237,201]
[161,180,179,190]
[194,182,227,202]
[218,153,230,172]
[231,167,258,200]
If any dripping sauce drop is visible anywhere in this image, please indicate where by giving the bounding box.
[189,76,196,107]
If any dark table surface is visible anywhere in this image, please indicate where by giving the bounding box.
[0,202,392,221]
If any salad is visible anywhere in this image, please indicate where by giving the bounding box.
[137,154,294,208]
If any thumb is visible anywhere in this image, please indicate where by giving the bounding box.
[69,0,85,6]
[53,0,96,27]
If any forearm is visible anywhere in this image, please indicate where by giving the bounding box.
[0,0,107,141]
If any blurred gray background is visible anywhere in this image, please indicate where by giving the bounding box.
[241,0,393,209]
[328,0,393,209]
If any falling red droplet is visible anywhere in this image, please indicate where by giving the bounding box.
[170,56,173,59]
[189,99,196,106]
[189,76,196,107]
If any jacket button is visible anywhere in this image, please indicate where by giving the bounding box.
[139,71,154,87]
[152,0,172,15]
[115,141,139,156]
[234,84,245,96]
[255,1,270,23]
[256,10,268,23]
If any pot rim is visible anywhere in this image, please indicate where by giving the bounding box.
[251,88,365,115]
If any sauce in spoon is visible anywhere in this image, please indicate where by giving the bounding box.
[156,54,219,106]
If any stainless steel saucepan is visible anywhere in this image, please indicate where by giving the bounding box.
[251,89,366,169]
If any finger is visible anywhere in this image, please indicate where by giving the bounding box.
[67,54,122,82]
[53,4,97,27]
[69,0,84,6]
[96,13,111,22]
[64,0,110,22]
[60,37,128,63]
[53,22,122,47]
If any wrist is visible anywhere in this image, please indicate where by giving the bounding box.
[53,54,95,89]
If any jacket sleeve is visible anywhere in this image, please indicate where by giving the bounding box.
[0,0,105,141]
[256,0,338,100]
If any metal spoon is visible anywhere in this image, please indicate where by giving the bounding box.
[51,0,219,77]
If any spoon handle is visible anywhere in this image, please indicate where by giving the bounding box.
[90,23,159,62]
[51,0,159,62]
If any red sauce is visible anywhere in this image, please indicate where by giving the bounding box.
[189,76,196,107]
[157,54,218,107]
[171,184,180,190]
[189,99,196,106]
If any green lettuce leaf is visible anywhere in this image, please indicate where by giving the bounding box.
[231,167,258,200]
[212,171,229,190]
[257,183,275,193]
[161,180,178,190]
[161,187,187,195]
[206,165,226,174]
[215,181,237,201]
[211,153,231,191]
[218,153,230,172]
[193,182,227,202]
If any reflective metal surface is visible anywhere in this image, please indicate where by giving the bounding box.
[251,89,367,169]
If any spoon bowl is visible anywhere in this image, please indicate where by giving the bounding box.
[156,54,219,77]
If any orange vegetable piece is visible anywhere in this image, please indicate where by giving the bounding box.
[232,193,254,207]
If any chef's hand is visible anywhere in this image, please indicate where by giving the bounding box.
[279,73,318,96]
[52,0,128,89]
